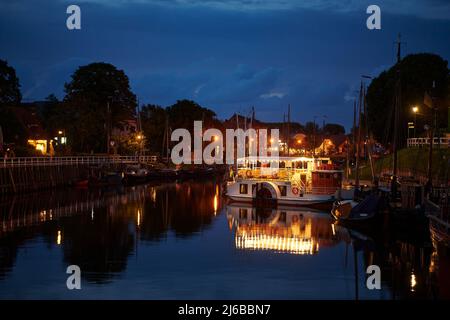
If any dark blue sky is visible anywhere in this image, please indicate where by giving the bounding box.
[1,0,449,130]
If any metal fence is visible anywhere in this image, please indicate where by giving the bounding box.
[0,155,158,168]
[407,137,450,148]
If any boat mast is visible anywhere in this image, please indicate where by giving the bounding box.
[352,100,356,161]
[355,81,363,191]
[391,34,402,198]
[166,116,170,164]
[287,104,291,157]
[363,84,375,183]
[426,86,436,192]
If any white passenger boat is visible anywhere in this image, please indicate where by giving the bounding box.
[225,156,343,210]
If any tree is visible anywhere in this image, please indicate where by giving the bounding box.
[140,104,166,153]
[366,53,449,145]
[323,123,345,135]
[166,99,218,134]
[304,121,319,135]
[0,59,21,106]
[63,63,137,153]
[0,59,24,145]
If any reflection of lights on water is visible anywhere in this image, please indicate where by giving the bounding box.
[235,234,318,255]
[410,272,417,292]
[213,195,218,215]
[213,184,219,215]
[150,188,156,202]
[429,251,437,273]
[91,208,94,221]
[228,217,234,231]
[331,223,336,236]
[40,210,46,222]
[137,210,141,227]
[57,230,62,245]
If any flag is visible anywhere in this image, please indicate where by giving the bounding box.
[424,91,433,109]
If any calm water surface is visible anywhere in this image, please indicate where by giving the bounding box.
[0,179,449,299]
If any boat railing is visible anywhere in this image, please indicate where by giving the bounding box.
[301,185,340,195]
[237,168,307,181]
[314,164,340,171]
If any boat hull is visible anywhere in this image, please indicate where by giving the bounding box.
[226,194,335,211]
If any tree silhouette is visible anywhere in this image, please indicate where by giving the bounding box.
[63,62,137,153]
[0,59,21,106]
[366,53,449,145]
[0,59,24,144]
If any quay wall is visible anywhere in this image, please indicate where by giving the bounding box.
[0,156,157,194]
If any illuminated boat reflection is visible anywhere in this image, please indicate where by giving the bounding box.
[226,204,350,255]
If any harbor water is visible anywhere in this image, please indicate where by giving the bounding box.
[0,178,448,299]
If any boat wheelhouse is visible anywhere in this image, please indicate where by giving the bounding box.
[226,156,343,210]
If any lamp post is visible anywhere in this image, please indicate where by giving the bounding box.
[136,133,144,156]
[412,106,419,138]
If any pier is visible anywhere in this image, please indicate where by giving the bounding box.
[0,156,158,194]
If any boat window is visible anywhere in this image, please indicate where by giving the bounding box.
[278,185,287,196]
[239,184,248,194]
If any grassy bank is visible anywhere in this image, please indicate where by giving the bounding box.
[351,147,450,183]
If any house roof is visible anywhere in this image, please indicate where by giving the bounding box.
[12,106,48,140]
[328,134,348,147]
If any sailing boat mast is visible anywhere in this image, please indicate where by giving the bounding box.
[352,100,357,160]
[363,84,376,183]
[355,81,363,191]
[391,34,402,198]
[287,104,291,157]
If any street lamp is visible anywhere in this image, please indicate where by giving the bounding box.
[57,129,66,145]
[412,106,419,138]
[136,133,144,156]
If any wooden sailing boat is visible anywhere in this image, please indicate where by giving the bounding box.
[331,70,388,225]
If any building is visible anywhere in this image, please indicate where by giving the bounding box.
[12,105,54,155]
[314,134,349,156]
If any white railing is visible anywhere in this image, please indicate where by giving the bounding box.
[0,155,158,168]
[407,137,450,148]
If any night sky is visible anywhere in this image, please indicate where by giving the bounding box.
[1,0,449,130]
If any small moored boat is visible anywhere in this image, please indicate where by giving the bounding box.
[331,193,384,227]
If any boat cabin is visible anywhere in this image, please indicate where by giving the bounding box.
[234,156,342,195]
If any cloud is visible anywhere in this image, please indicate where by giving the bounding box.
[133,64,284,108]
[65,0,450,20]
[260,91,286,99]
[18,58,89,100]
